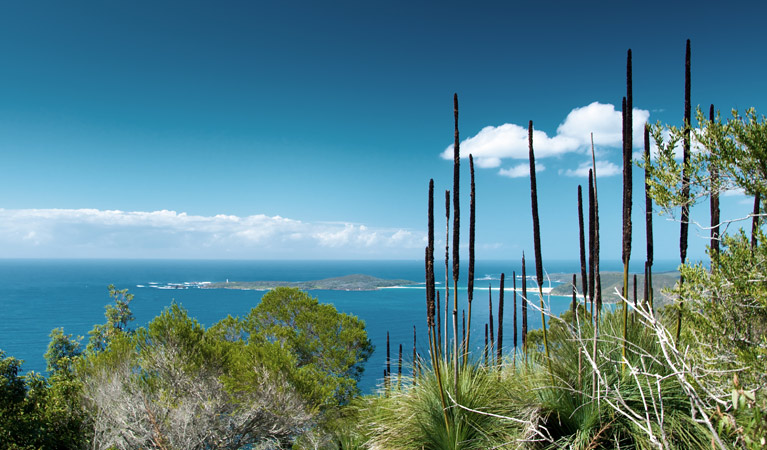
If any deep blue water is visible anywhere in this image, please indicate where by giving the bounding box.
[0,258,678,394]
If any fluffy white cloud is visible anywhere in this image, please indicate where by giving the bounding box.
[441,124,577,168]
[498,162,545,178]
[312,224,381,248]
[561,160,622,178]
[557,102,650,150]
[441,102,651,168]
[723,188,746,197]
[0,209,425,259]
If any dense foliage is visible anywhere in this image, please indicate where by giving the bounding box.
[0,286,372,449]
[643,107,767,448]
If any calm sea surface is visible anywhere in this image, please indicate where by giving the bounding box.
[0,258,677,393]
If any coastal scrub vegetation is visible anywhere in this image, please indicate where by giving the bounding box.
[352,41,767,449]
[1,287,371,449]
[2,40,767,449]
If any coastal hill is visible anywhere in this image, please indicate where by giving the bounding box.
[549,271,680,306]
[202,274,417,291]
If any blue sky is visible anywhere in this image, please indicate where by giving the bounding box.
[0,1,765,263]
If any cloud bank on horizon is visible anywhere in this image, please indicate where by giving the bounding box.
[441,102,651,177]
[0,209,426,259]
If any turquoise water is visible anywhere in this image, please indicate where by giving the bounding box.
[0,258,674,393]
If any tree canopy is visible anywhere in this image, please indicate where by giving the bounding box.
[1,285,373,449]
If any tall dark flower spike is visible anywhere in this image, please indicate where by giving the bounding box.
[528,120,552,370]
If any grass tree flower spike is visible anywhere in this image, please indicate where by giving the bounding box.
[528,120,552,373]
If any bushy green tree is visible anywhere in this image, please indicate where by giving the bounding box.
[645,107,767,214]
[243,287,374,407]
[0,352,31,449]
[45,327,83,374]
[86,284,135,353]
[644,107,767,447]
[0,351,86,450]
[677,231,767,383]
[644,108,767,375]
[0,285,130,449]
[1,284,372,448]
[79,303,313,449]
[76,287,372,449]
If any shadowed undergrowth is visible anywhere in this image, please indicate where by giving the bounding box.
[351,309,716,450]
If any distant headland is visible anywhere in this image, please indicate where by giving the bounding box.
[201,274,418,291]
[548,270,680,305]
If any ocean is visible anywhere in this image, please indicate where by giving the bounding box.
[0,258,676,394]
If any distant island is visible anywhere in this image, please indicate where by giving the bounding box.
[202,274,418,291]
[548,271,680,306]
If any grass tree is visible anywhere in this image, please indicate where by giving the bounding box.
[437,291,441,355]
[497,273,504,367]
[578,185,588,306]
[588,170,596,317]
[622,49,633,362]
[398,344,403,391]
[512,271,517,363]
[645,123,654,310]
[588,168,600,394]
[361,42,746,450]
[452,93,460,386]
[426,179,449,429]
[359,43,750,449]
[677,39,692,342]
[488,283,494,361]
[521,253,528,358]
[527,120,551,373]
[591,134,602,314]
[465,154,476,365]
[444,189,450,359]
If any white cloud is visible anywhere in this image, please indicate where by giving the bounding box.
[557,102,650,150]
[441,102,651,167]
[312,224,382,248]
[0,208,425,259]
[498,162,545,178]
[389,229,420,246]
[723,188,746,197]
[562,160,622,178]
